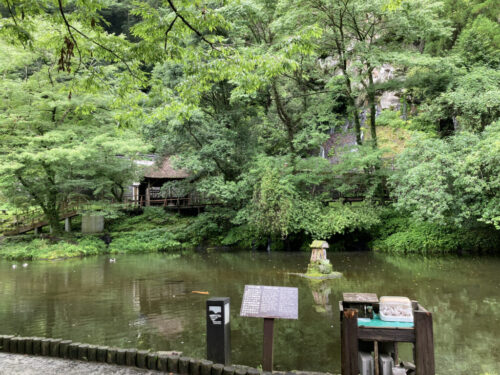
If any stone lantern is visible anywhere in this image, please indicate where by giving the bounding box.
[310,240,329,262]
[290,240,341,280]
[307,240,333,275]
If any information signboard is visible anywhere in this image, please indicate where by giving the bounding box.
[240,285,298,320]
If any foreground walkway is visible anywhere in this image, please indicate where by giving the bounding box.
[0,353,161,375]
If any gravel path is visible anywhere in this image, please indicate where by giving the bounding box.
[0,353,164,375]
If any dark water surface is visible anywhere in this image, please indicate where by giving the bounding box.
[1,252,499,374]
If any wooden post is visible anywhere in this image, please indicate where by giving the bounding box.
[341,308,359,375]
[414,309,435,375]
[263,318,275,372]
[65,217,71,232]
[146,181,151,207]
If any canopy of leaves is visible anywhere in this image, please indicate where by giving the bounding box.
[0,38,147,231]
[390,122,500,229]
[0,0,498,246]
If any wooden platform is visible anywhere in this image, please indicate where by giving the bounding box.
[340,299,435,375]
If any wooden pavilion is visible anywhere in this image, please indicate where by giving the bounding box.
[130,157,213,211]
[131,157,189,206]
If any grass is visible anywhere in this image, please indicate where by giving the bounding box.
[0,236,107,260]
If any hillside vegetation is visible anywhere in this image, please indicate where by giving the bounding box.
[0,0,498,257]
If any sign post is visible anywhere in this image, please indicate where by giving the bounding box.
[206,297,231,365]
[240,285,298,372]
[263,318,275,371]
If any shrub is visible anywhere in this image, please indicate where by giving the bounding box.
[372,210,500,254]
[0,236,107,260]
[107,207,191,233]
[376,110,407,129]
[109,228,180,253]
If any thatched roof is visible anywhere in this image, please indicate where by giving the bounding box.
[143,157,189,179]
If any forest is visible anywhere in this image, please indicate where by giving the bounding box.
[0,0,499,258]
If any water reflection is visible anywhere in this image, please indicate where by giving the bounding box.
[0,252,499,374]
[308,281,333,316]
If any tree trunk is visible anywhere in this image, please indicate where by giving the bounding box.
[46,208,62,235]
[272,82,296,154]
[352,105,362,145]
[367,71,377,148]
[112,184,124,202]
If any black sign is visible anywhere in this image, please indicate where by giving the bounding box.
[240,285,298,320]
[206,297,231,365]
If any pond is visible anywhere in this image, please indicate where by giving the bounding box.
[0,251,499,374]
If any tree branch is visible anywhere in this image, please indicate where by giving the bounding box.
[5,0,28,48]
[57,0,143,82]
[164,15,178,50]
[57,0,83,74]
[166,0,221,52]
[16,174,48,213]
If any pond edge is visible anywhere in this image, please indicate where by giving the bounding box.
[0,334,336,375]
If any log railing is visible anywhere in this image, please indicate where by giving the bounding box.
[1,200,84,236]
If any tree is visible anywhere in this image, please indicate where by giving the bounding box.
[294,0,450,145]
[455,15,500,68]
[0,40,147,233]
[389,122,500,229]
[404,62,500,134]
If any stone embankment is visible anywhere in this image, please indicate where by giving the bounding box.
[0,335,335,375]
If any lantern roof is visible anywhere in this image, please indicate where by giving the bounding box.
[310,240,329,249]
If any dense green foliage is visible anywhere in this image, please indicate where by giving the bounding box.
[0,208,190,259]
[372,209,500,254]
[390,122,500,228]
[0,37,148,233]
[0,0,498,255]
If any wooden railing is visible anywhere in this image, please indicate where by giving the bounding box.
[1,201,84,236]
[124,192,219,208]
[125,196,219,208]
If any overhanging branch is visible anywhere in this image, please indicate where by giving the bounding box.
[166,0,221,52]
[57,0,143,82]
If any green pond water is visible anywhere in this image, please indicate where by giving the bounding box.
[0,251,499,374]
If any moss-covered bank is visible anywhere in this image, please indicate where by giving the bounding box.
[0,208,192,260]
[1,207,499,261]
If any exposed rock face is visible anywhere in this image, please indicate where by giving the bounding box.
[316,58,403,160]
[373,64,400,109]
[372,64,395,83]
[379,91,400,110]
